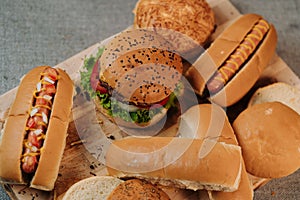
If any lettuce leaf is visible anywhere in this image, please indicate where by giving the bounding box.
[80,47,104,98]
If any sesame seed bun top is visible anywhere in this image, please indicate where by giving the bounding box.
[99,29,183,104]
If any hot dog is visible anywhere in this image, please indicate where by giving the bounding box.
[22,67,58,174]
[185,14,277,107]
[206,19,270,93]
[0,66,74,191]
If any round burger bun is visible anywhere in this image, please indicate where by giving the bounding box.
[62,176,124,200]
[133,0,215,59]
[100,29,175,75]
[233,102,300,178]
[248,82,300,114]
[99,29,183,105]
[107,179,170,200]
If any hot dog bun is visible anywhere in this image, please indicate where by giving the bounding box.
[178,104,253,199]
[106,137,243,192]
[0,66,74,191]
[178,103,238,144]
[185,13,277,107]
[233,102,300,178]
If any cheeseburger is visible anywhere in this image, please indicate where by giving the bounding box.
[85,29,184,128]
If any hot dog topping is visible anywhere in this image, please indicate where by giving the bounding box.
[207,19,270,94]
[21,67,59,174]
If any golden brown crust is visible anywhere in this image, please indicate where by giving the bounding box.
[0,66,74,190]
[31,68,74,190]
[184,14,262,97]
[100,29,175,77]
[103,48,183,104]
[184,14,277,107]
[133,0,215,58]
[178,104,238,145]
[106,137,242,192]
[210,24,277,106]
[210,162,253,200]
[233,102,300,178]
[207,14,262,69]
[178,104,253,199]
[0,115,28,183]
[100,29,183,105]
[7,66,46,116]
[0,66,47,184]
[108,179,170,200]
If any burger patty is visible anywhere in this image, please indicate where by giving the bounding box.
[98,79,161,108]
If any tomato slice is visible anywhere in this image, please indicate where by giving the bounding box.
[96,84,108,94]
[136,96,170,110]
[150,97,170,109]
[90,59,100,91]
[158,96,170,106]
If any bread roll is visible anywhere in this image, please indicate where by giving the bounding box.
[62,176,124,200]
[178,104,253,199]
[248,82,300,114]
[106,137,243,192]
[133,0,215,59]
[233,102,300,178]
[108,179,170,200]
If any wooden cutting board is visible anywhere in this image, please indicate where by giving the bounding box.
[1,0,299,199]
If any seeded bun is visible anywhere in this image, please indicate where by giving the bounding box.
[108,179,170,200]
[100,29,183,105]
[133,0,215,59]
[233,102,300,178]
[100,29,174,76]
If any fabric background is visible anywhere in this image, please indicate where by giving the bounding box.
[0,0,299,199]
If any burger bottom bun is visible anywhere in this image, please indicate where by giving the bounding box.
[107,179,170,200]
[62,176,124,200]
[233,102,300,178]
[248,82,300,114]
